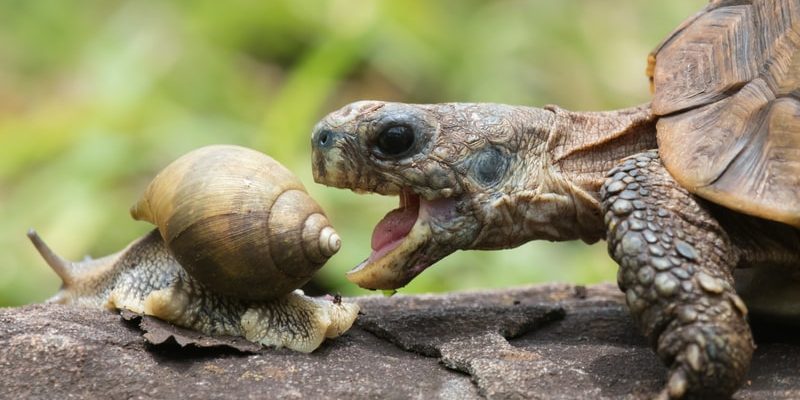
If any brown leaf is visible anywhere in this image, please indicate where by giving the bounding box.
[119,310,261,353]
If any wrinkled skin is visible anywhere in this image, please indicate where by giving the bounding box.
[314,101,583,288]
[311,100,800,398]
[312,100,653,289]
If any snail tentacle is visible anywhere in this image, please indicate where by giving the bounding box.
[27,229,74,285]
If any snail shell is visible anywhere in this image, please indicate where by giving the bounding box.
[130,144,341,301]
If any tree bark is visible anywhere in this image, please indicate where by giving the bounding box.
[2,283,798,399]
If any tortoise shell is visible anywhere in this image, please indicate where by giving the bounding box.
[649,0,800,227]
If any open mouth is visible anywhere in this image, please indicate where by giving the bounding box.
[369,189,419,263]
[346,189,455,290]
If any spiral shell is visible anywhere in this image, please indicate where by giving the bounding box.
[130,145,340,301]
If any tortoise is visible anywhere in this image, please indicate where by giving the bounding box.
[310,0,800,398]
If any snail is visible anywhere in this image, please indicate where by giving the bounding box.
[28,144,360,353]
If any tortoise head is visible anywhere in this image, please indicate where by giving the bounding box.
[311,100,559,290]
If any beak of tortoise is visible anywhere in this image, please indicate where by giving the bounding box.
[344,189,457,290]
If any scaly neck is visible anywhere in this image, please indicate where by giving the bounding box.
[517,104,658,244]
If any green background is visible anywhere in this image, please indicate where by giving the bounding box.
[0,0,705,306]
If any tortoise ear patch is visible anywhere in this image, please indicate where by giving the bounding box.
[468,146,510,187]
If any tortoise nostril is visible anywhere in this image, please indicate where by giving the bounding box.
[315,129,336,149]
[319,131,330,146]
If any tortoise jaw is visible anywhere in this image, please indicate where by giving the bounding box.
[346,222,431,290]
[346,192,457,290]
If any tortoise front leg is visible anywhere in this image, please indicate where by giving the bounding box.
[601,150,753,399]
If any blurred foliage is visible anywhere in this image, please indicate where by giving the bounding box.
[0,0,706,306]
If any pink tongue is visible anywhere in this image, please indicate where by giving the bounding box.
[371,206,418,251]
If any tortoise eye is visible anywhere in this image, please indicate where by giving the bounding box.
[376,125,415,157]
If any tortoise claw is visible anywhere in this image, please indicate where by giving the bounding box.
[666,368,688,399]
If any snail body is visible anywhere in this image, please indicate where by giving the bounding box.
[29,145,359,353]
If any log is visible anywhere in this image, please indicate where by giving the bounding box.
[1,284,798,399]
